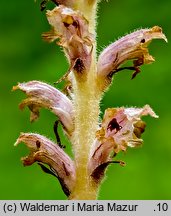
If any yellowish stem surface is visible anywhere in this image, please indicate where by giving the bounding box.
[69,1,100,200]
[70,78,100,199]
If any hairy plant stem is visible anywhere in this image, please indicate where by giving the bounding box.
[70,79,100,199]
[69,1,100,200]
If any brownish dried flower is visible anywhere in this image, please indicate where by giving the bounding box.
[88,105,158,184]
[43,5,93,76]
[97,26,167,90]
[15,133,76,196]
[13,81,74,136]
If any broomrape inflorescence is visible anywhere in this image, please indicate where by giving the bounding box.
[13,0,167,199]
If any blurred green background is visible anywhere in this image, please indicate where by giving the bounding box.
[0,0,170,200]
